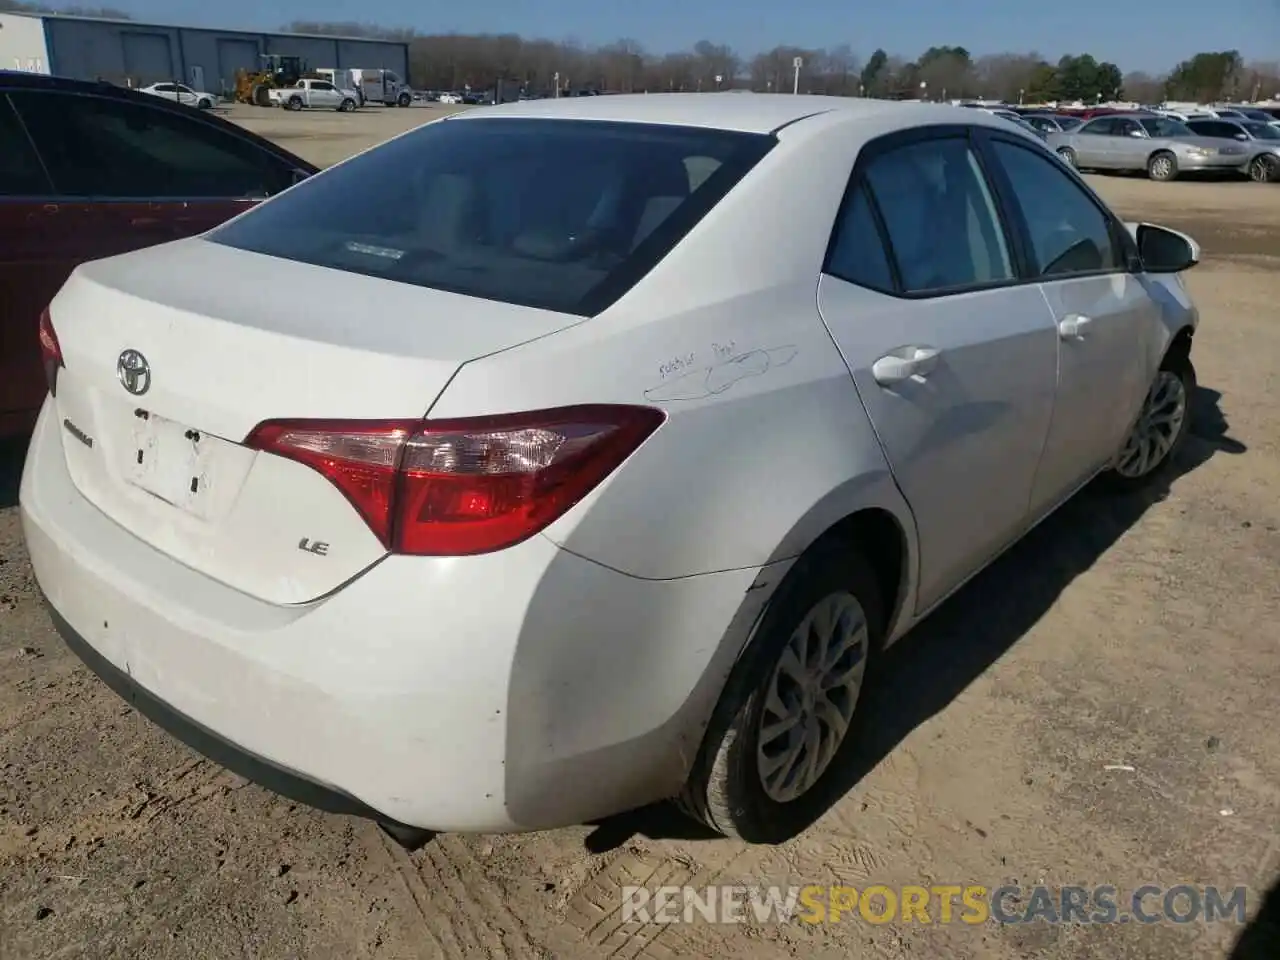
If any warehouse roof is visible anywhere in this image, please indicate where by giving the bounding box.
[1,11,409,46]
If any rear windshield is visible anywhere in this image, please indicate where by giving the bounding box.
[209,117,774,316]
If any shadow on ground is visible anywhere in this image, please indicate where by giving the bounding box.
[587,385,1246,851]
[1230,873,1280,959]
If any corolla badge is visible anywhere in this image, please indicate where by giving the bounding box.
[116,349,151,396]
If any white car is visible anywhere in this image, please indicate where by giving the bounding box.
[23,95,1201,846]
[140,82,218,110]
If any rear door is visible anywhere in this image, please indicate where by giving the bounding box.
[9,89,302,249]
[0,93,70,428]
[816,127,1059,613]
[979,132,1157,516]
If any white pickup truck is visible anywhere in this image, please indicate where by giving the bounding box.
[268,78,359,112]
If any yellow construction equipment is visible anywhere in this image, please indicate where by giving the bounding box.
[234,54,319,106]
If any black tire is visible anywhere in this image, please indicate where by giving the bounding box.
[678,541,885,843]
[197,98,212,110]
[1102,352,1196,492]
[1248,154,1278,184]
[339,98,355,112]
[1057,146,1077,169]
[287,96,303,111]
[397,92,412,107]
[1147,150,1178,182]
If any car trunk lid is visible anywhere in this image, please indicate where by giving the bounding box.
[46,238,583,605]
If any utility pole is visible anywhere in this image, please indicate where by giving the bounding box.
[792,56,802,95]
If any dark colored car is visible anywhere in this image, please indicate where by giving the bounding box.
[0,71,318,437]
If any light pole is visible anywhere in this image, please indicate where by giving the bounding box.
[793,56,802,95]
[919,80,927,102]
[553,71,560,98]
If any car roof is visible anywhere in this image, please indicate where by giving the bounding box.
[0,70,319,173]
[453,92,1012,135]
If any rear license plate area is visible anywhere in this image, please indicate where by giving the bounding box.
[125,410,224,518]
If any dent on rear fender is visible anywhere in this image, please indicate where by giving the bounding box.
[500,544,791,828]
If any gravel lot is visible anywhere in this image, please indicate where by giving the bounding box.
[1,104,1277,960]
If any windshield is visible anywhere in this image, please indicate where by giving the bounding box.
[209,117,774,316]
[1139,118,1192,138]
[1244,121,1280,140]
[1055,115,1082,130]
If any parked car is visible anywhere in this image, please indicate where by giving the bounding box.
[23,96,1202,846]
[0,72,318,438]
[985,108,1048,139]
[139,81,218,110]
[268,78,360,112]
[1185,118,1280,182]
[1048,114,1253,180]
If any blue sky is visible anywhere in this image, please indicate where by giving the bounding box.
[53,0,1279,73]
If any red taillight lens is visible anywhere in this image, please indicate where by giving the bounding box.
[38,307,64,396]
[245,405,665,556]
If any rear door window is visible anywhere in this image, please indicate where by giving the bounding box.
[859,135,1014,294]
[208,117,775,316]
[8,90,297,199]
[0,95,53,196]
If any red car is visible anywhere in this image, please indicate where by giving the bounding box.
[0,72,317,437]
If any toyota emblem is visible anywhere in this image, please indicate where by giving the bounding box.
[116,349,151,396]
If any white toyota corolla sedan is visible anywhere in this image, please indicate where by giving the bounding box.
[22,94,1201,845]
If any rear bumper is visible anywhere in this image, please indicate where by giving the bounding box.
[21,400,772,832]
[45,599,414,828]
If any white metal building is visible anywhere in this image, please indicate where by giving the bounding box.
[0,12,410,96]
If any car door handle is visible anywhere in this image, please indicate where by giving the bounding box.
[1058,314,1093,339]
[872,346,941,385]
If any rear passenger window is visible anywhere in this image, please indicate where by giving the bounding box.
[9,90,295,199]
[988,139,1124,277]
[862,137,1014,294]
[0,95,52,196]
[826,183,895,292]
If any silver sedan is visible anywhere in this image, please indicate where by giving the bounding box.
[1047,114,1251,181]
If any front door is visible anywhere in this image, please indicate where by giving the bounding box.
[982,135,1158,516]
[1074,117,1121,168]
[817,130,1059,612]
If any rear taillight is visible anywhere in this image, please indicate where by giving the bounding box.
[38,307,64,397]
[245,405,665,556]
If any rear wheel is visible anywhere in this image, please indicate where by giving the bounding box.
[1147,151,1178,182]
[1057,146,1077,169]
[679,542,884,843]
[1248,154,1279,183]
[287,96,303,111]
[1103,352,1195,491]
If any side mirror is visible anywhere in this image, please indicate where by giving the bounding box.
[1135,223,1200,273]
[1128,129,1145,138]
[1234,132,1248,140]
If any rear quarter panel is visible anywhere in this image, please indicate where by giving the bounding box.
[426,116,920,587]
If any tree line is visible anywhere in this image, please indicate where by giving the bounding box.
[282,22,1278,106]
[2,2,1273,105]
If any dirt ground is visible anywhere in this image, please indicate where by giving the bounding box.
[1,105,1278,960]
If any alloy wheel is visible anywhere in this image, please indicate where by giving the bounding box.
[1114,371,1188,479]
[756,591,868,803]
